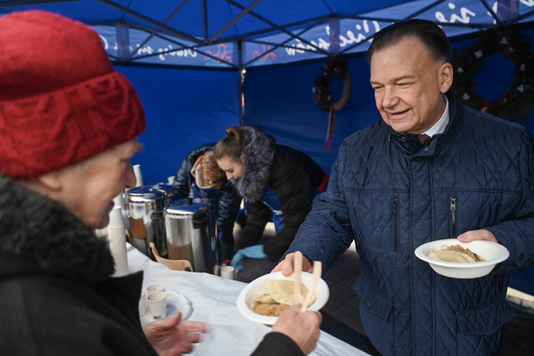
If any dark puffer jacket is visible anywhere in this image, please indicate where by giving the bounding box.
[172,142,241,260]
[234,126,327,260]
[287,93,534,355]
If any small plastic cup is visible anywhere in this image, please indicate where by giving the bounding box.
[148,291,167,319]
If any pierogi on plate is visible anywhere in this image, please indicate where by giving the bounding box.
[251,279,316,316]
[428,244,484,263]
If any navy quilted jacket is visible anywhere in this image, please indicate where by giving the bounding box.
[288,94,534,355]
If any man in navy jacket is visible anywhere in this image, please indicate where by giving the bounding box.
[275,19,534,355]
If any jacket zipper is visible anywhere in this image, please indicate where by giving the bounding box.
[393,197,398,251]
[450,197,457,238]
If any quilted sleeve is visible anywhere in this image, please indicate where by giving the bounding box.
[487,129,534,272]
[285,141,355,271]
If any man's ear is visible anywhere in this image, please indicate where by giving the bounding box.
[439,62,454,93]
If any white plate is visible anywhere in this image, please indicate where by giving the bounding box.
[236,271,329,325]
[141,290,193,326]
[414,238,509,279]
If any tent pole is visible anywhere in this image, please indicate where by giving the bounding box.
[239,70,245,126]
[238,41,245,126]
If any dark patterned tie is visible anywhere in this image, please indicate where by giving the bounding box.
[418,134,431,145]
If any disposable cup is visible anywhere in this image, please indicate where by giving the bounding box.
[221,265,235,279]
[148,291,167,319]
[139,289,147,317]
[147,283,166,296]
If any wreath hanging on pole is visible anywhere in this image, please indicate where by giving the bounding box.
[312,56,352,150]
[452,25,534,123]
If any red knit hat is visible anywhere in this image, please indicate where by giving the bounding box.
[0,10,146,179]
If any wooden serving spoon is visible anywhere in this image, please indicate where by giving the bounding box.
[301,260,322,312]
[292,251,304,305]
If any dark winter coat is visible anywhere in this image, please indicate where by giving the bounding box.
[172,142,241,237]
[251,333,304,356]
[234,126,327,260]
[287,93,534,355]
[0,176,156,355]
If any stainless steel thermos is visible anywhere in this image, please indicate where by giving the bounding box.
[164,198,218,273]
[126,184,174,256]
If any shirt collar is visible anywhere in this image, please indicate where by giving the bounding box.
[422,95,449,137]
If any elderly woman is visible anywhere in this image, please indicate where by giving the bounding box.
[0,10,321,356]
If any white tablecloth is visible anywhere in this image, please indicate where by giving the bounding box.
[126,244,370,356]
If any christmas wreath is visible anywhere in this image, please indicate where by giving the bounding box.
[312,56,352,113]
[452,25,534,123]
[312,56,352,150]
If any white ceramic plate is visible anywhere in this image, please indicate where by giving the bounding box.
[414,238,509,279]
[236,271,329,325]
[141,290,193,326]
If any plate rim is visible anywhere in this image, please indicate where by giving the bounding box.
[414,238,510,268]
[236,271,329,325]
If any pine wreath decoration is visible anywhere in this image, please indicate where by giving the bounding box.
[313,56,351,113]
[452,25,534,123]
[312,56,352,150]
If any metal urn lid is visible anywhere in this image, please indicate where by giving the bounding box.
[127,183,173,201]
[164,198,211,217]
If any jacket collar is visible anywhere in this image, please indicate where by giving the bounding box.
[387,92,464,155]
[0,176,115,284]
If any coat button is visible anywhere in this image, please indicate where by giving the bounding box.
[518,253,525,261]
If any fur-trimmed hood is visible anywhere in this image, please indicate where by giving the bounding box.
[234,126,276,202]
[0,175,114,284]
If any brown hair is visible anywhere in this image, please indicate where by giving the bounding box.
[200,150,224,183]
[214,126,244,161]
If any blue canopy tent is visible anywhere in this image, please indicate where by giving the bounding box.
[3,0,533,176]
[2,0,533,293]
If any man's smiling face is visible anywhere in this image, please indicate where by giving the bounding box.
[370,35,452,134]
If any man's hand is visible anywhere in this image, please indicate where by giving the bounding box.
[457,229,499,244]
[142,313,208,356]
[272,304,322,355]
[271,252,313,276]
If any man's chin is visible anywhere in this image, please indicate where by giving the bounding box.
[389,123,414,134]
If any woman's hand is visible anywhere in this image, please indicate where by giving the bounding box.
[143,313,209,356]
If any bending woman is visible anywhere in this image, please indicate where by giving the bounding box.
[172,143,241,262]
[214,125,328,262]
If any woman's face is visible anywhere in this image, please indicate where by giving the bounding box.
[54,139,143,229]
[216,155,244,181]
